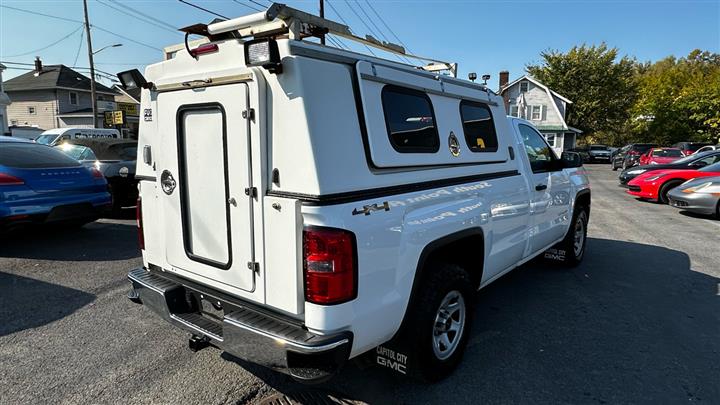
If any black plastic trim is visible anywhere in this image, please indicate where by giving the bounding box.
[135,175,157,181]
[175,103,233,270]
[267,170,520,206]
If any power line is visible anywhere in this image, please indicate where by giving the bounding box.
[232,0,262,12]
[342,0,407,64]
[363,0,413,55]
[0,4,163,52]
[97,0,180,35]
[111,0,179,32]
[177,0,229,20]
[246,0,269,10]
[2,24,84,58]
[325,0,377,57]
[73,26,86,67]
[354,1,413,64]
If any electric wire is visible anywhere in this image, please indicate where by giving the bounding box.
[177,0,229,20]
[325,0,377,57]
[111,0,179,32]
[2,25,84,58]
[232,0,262,13]
[97,0,181,35]
[72,26,85,67]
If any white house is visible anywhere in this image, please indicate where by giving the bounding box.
[0,63,11,135]
[499,72,582,156]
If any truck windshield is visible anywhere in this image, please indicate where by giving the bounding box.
[35,134,58,145]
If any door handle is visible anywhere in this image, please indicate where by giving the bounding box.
[535,184,548,191]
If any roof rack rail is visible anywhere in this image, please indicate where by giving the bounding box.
[179,2,458,77]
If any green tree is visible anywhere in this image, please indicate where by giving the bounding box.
[526,43,638,137]
[631,50,720,145]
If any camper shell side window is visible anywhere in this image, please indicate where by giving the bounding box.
[459,100,499,153]
[380,85,440,154]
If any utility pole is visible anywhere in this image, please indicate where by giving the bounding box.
[319,0,325,45]
[83,0,97,128]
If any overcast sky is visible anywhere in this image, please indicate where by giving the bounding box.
[1,0,718,88]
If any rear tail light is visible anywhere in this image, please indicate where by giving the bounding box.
[136,197,145,250]
[190,43,219,57]
[303,227,357,305]
[91,167,104,179]
[0,173,24,185]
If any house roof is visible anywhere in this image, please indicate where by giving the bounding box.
[501,75,573,104]
[4,65,117,94]
[112,84,140,104]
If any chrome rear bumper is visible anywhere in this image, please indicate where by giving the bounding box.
[128,268,352,382]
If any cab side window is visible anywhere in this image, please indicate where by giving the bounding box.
[459,100,498,152]
[518,124,557,173]
[381,85,439,153]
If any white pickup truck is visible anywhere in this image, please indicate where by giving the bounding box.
[122,3,590,383]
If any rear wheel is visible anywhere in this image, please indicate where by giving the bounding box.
[658,180,683,204]
[405,263,473,382]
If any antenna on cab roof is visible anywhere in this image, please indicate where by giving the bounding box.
[178,2,459,78]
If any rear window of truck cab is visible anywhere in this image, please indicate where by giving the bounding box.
[381,85,440,153]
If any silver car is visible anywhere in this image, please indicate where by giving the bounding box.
[667,176,720,217]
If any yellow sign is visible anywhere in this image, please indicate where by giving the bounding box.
[113,111,125,125]
[104,111,114,126]
[117,102,139,116]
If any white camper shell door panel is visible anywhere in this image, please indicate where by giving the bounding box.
[158,83,256,294]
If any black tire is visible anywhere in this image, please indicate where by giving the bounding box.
[658,180,683,204]
[544,205,588,267]
[405,263,474,382]
[612,161,618,171]
[622,160,628,171]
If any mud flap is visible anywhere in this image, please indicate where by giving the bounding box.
[543,247,568,262]
[355,331,416,378]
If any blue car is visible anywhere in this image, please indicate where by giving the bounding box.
[0,137,111,232]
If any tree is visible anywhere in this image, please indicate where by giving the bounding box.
[631,50,720,145]
[526,43,638,137]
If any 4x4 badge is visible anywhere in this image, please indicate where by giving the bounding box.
[161,170,176,195]
[448,132,460,157]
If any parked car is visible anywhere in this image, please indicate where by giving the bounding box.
[122,4,591,384]
[586,144,612,163]
[618,150,720,185]
[0,135,33,143]
[638,147,684,166]
[672,142,713,156]
[56,139,138,214]
[611,143,658,171]
[626,161,720,203]
[0,139,110,232]
[35,127,120,146]
[694,144,719,154]
[570,147,591,163]
[667,175,720,218]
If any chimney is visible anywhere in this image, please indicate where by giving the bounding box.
[499,70,509,90]
[34,57,43,74]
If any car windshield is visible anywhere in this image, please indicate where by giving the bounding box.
[652,149,683,157]
[35,134,58,145]
[0,143,81,168]
[686,143,710,152]
[699,162,720,172]
[674,151,715,164]
[590,146,608,150]
[633,144,656,152]
[55,144,98,161]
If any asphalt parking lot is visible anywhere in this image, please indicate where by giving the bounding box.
[1,164,718,404]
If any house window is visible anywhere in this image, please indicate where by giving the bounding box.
[509,105,519,117]
[381,85,440,153]
[531,105,542,121]
[519,81,529,93]
[459,100,498,152]
[10,119,18,126]
[545,133,556,147]
[28,106,37,115]
[69,92,78,105]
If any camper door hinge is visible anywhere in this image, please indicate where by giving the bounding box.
[242,108,255,120]
[244,187,257,198]
[247,261,260,273]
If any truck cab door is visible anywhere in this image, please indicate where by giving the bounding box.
[515,123,572,255]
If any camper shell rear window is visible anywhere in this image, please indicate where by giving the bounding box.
[459,100,498,152]
[381,85,440,153]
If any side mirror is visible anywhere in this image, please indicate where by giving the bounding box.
[561,151,583,168]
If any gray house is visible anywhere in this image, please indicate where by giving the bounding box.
[5,58,117,130]
[499,72,582,156]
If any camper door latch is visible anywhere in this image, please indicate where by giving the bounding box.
[247,261,260,273]
[244,187,257,198]
[242,108,255,120]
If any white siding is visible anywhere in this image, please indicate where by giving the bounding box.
[504,80,564,127]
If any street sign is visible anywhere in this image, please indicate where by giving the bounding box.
[117,102,139,116]
[112,110,125,125]
[104,111,114,126]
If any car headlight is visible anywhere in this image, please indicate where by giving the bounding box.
[682,182,720,194]
[628,169,647,175]
[645,174,667,181]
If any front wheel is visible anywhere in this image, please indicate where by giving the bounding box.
[544,205,588,267]
[405,263,473,382]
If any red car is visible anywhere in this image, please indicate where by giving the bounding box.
[627,161,720,203]
[638,148,684,166]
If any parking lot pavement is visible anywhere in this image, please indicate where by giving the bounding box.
[0,164,718,404]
